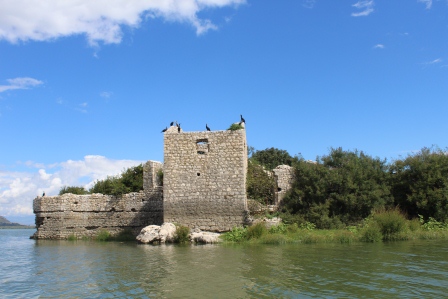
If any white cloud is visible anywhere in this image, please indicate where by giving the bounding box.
[0,77,43,93]
[100,91,113,99]
[0,0,245,46]
[424,58,442,65]
[302,0,317,9]
[374,44,384,49]
[418,0,432,9]
[0,156,146,217]
[351,0,374,17]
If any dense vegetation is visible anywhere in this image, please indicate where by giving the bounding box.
[248,146,448,230]
[59,164,143,196]
[221,208,448,244]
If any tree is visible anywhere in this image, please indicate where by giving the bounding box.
[59,186,89,195]
[390,147,448,222]
[282,148,392,228]
[246,160,276,205]
[251,147,294,170]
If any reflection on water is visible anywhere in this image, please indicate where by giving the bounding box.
[1,229,448,298]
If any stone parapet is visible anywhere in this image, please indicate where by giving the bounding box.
[32,190,163,239]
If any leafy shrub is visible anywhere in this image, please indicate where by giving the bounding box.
[360,222,383,242]
[408,218,421,232]
[156,169,163,186]
[246,161,276,205]
[90,164,143,196]
[247,222,267,239]
[334,231,355,244]
[221,226,248,242]
[372,208,407,240]
[299,221,316,231]
[174,225,190,243]
[251,147,294,171]
[96,230,111,241]
[67,234,77,241]
[59,186,88,195]
[269,223,287,234]
[420,215,448,231]
[228,123,244,131]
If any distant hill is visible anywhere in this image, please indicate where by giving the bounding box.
[0,216,34,228]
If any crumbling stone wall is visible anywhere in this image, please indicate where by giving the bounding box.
[32,161,163,239]
[32,191,162,239]
[273,165,295,205]
[163,126,248,231]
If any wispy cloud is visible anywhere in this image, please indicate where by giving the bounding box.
[374,44,385,49]
[0,77,43,93]
[0,156,145,217]
[418,0,432,9]
[302,0,317,9]
[100,91,113,99]
[351,0,375,17]
[423,58,442,65]
[0,0,246,46]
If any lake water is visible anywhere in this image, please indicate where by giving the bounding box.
[1,229,448,298]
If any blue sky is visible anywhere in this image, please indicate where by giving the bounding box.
[1,0,447,224]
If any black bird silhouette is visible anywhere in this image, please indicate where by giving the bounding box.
[206,124,211,131]
[177,123,181,133]
[161,127,167,133]
[42,191,45,197]
[240,114,246,124]
[170,121,174,126]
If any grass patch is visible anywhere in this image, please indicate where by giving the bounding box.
[96,230,112,242]
[228,123,244,131]
[112,229,135,242]
[67,234,77,241]
[174,225,190,243]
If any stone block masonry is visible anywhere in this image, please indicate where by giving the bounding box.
[32,191,163,239]
[32,161,163,240]
[163,127,248,232]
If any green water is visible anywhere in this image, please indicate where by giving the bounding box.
[1,229,448,298]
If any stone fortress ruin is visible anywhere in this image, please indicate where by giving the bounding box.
[33,122,295,239]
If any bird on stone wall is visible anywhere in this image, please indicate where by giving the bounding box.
[42,191,45,197]
[177,123,181,133]
[206,124,211,131]
[170,121,174,126]
[161,127,167,133]
[240,114,246,124]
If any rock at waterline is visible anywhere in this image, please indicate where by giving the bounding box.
[136,223,176,244]
[136,223,222,244]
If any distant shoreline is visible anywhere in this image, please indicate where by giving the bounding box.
[0,225,35,229]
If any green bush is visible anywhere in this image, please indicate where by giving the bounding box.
[372,208,407,240]
[221,226,248,242]
[228,123,244,131]
[247,222,267,240]
[174,225,190,243]
[67,234,77,241]
[246,161,276,205]
[269,223,287,234]
[59,186,88,195]
[360,222,383,242]
[96,230,111,241]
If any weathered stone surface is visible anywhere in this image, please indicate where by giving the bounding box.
[273,165,295,205]
[163,128,248,232]
[252,217,282,229]
[136,225,161,243]
[190,231,222,244]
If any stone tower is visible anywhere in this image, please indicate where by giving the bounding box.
[163,125,248,231]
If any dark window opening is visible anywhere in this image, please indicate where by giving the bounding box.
[278,188,282,192]
[197,173,201,176]
[197,151,206,155]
